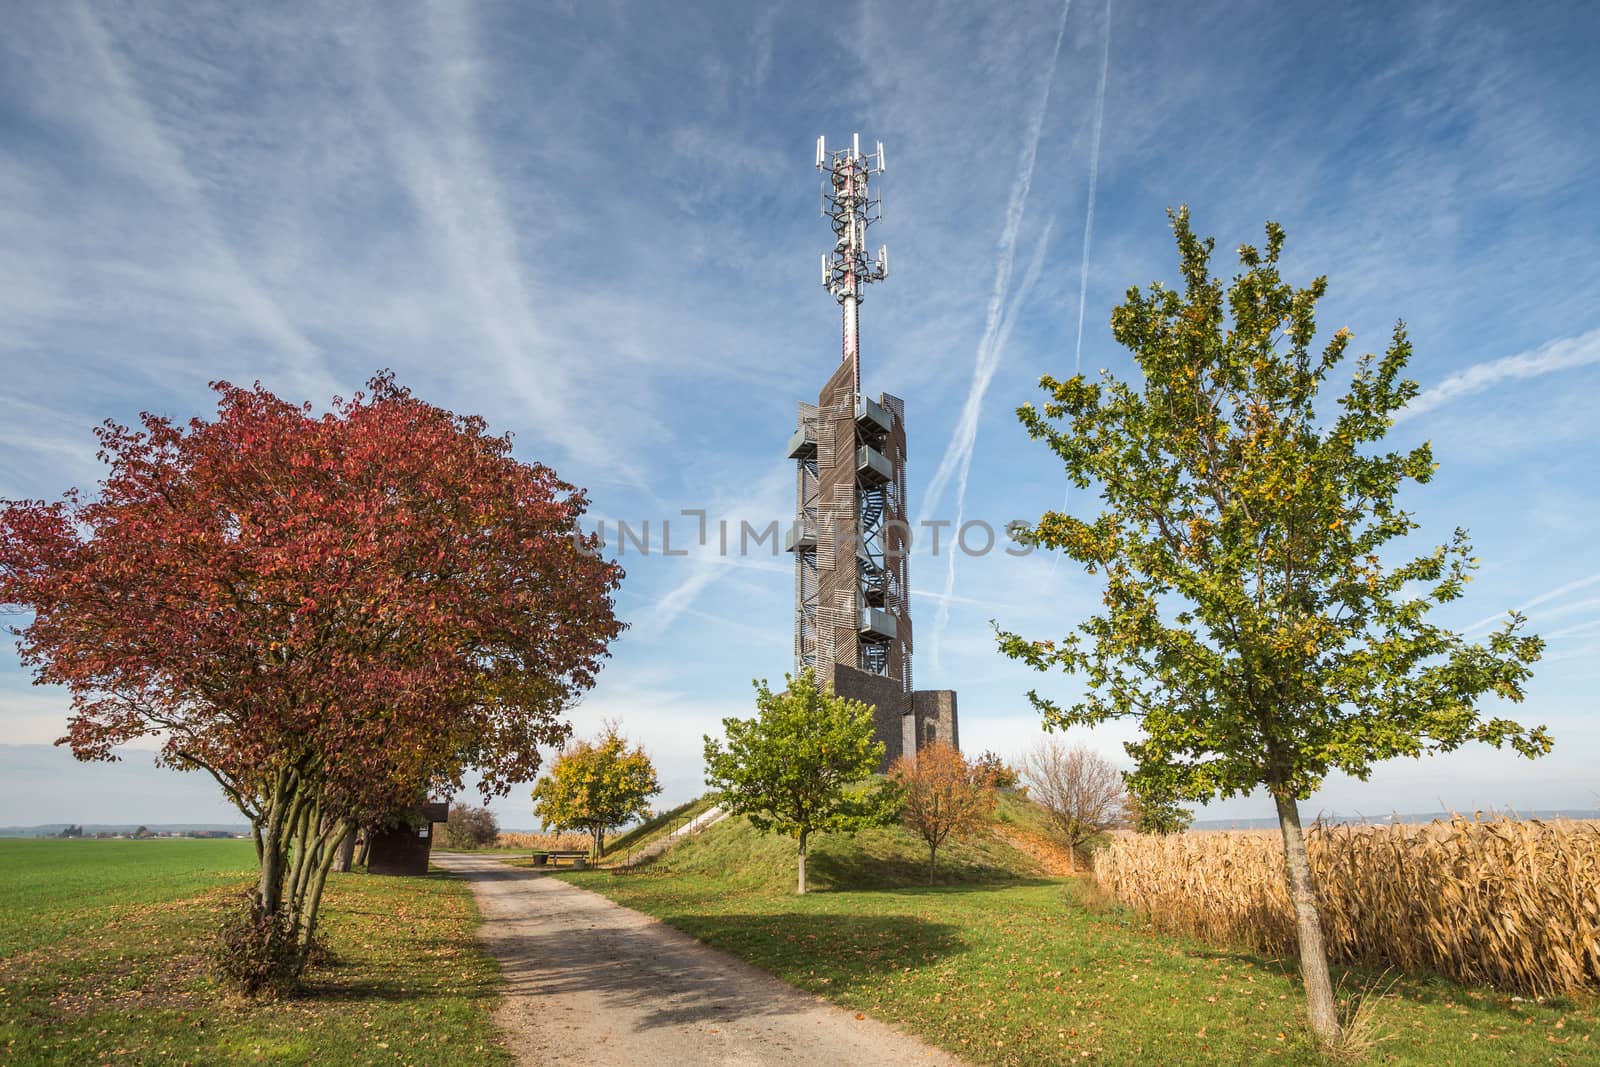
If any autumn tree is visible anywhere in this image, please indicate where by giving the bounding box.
[0,374,623,990]
[1018,738,1125,871]
[972,750,1022,791]
[997,209,1548,1046]
[890,741,996,883]
[703,669,898,894]
[442,804,501,850]
[531,723,661,858]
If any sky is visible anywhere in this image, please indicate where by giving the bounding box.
[1,0,1597,828]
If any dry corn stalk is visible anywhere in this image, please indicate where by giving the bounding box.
[1094,816,1600,997]
[493,831,594,852]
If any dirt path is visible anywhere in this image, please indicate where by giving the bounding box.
[434,853,963,1067]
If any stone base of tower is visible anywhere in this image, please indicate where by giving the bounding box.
[832,663,959,773]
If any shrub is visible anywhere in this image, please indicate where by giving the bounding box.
[214,903,301,998]
[972,750,1021,791]
[442,804,500,849]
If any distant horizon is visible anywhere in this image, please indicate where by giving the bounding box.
[10,807,1599,839]
[3,742,1593,832]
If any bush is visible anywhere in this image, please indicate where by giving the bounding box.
[214,904,300,998]
[972,750,1021,791]
[442,804,499,849]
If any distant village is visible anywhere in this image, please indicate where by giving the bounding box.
[0,824,252,840]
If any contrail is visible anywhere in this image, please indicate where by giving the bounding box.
[917,0,1072,531]
[1464,571,1600,634]
[930,218,1056,662]
[918,0,1073,668]
[1049,0,1114,577]
[1073,0,1114,376]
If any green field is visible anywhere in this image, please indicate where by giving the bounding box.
[0,839,508,1066]
[560,814,1599,1066]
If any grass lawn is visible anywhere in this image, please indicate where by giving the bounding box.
[0,839,508,1066]
[559,816,1598,1066]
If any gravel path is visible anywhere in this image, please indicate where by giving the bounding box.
[434,853,964,1066]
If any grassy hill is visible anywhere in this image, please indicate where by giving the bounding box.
[561,795,1596,1066]
[644,798,1051,892]
[602,794,720,861]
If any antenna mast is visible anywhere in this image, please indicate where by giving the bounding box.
[817,133,888,396]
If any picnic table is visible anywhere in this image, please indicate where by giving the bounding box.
[529,849,591,869]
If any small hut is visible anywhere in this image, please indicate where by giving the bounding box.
[366,800,449,876]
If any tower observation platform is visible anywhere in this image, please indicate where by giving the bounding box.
[786,134,957,769]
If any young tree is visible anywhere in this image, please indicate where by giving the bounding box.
[531,723,661,858]
[997,209,1548,1046]
[972,750,1022,791]
[1123,783,1193,835]
[1018,738,1126,871]
[703,669,897,894]
[891,741,996,883]
[0,374,623,987]
[442,804,501,850]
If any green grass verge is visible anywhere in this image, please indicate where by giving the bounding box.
[0,839,508,1066]
[559,817,1597,1065]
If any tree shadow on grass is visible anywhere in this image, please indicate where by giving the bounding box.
[477,905,962,1033]
[659,910,965,976]
[1178,946,1577,1024]
[806,848,1052,892]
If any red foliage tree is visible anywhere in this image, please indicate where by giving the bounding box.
[890,742,997,883]
[0,374,623,979]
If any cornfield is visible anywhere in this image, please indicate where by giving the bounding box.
[494,831,593,851]
[1094,816,1600,997]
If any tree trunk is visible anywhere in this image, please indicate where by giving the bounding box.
[594,827,604,860]
[928,842,937,884]
[1066,838,1077,873]
[296,829,344,970]
[797,829,808,895]
[355,832,372,868]
[335,829,356,873]
[1273,789,1342,1047]
[254,771,296,916]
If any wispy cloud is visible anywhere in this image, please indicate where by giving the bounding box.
[927,217,1056,665]
[625,470,792,637]
[916,0,1073,667]
[350,1,643,482]
[918,0,1072,526]
[66,0,335,401]
[1464,571,1600,635]
[1398,327,1600,422]
[1048,0,1114,578]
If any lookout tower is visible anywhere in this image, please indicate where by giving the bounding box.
[786,134,957,768]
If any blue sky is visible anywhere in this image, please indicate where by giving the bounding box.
[2,0,1597,828]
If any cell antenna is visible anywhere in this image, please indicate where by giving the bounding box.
[817,133,887,395]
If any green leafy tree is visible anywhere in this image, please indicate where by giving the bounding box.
[532,723,661,858]
[1123,783,1192,835]
[997,209,1548,1047]
[703,669,898,894]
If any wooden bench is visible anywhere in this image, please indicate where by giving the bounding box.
[530,850,591,869]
